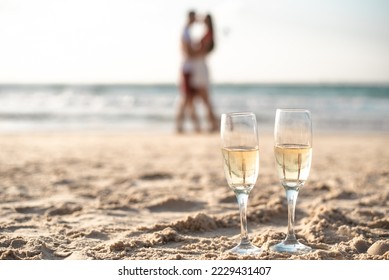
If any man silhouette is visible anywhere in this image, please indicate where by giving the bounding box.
[176,10,200,133]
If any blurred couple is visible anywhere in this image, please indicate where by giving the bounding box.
[176,10,219,134]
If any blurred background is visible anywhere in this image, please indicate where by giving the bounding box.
[0,0,388,133]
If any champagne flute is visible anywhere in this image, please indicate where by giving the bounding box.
[221,112,261,255]
[270,109,313,254]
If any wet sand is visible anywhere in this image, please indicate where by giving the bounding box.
[0,132,388,260]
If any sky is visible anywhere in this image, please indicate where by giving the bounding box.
[0,0,388,84]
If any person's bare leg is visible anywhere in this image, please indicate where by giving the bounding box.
[197,88,218,132]
[176,72,193,133]
[188,95,201,133]
[176,96,186,133]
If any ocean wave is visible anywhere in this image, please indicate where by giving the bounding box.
[0,84,388,132]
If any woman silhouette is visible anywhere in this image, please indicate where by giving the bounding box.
[191,14,219,132]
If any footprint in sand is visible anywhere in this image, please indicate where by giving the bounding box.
[46,203,82,216]
[147,197,205,212]
[14,206,48,214]
[84,230,109,240]
[351,237,370,253]
[53,179,76,186]
[218,195,236,203]
[139,172,173,181]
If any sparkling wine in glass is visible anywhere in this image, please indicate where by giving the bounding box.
[270,109,313,254]
[221,112,262,255]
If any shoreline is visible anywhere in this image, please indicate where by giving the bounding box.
[0,129,388,136]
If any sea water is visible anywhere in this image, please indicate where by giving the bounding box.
[0,84,388,132]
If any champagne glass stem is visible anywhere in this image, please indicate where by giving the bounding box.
[235,191,250,244]
[285,188,299,241]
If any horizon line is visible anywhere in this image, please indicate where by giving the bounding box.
[1,81,389,87]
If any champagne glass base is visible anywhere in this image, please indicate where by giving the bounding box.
[270,240,313,254]
[229,242,262,255]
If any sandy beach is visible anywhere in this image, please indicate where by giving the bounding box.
[0,131,388,260]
